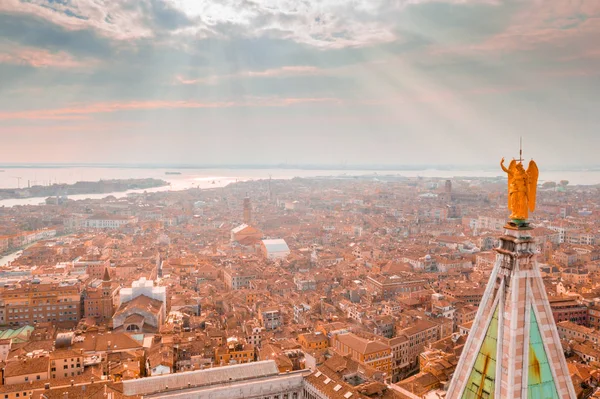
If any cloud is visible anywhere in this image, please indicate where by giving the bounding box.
[0,0,147,40]
[0,97,341,121]
[145,0,195,31]
[1,120,145,135]
[2,0,596,57]
[0,11,114,60]
[175,65,321,85]
[166,0,399,48]
[2,0,600,167]
[0,0,193,41]
[0,0,451,49]
[427,0,600,58]
[0,43,94,68]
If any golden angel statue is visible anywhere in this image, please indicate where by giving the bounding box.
[500,157,539,220]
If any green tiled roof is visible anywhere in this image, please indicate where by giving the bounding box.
[528,308,559,399]
[462,304,499,399]
[0,325,34,343]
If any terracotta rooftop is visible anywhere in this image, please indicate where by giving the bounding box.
[114,294,164,318]
[4,356,49,377]
[72,332,142,353]
[336,333,390,355]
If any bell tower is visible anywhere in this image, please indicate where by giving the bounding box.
[243,194,251,224]
[101,267,114,320]
[446,154,576,399]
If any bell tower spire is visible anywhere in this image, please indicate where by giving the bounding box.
[243,194,251,224]
[446,152,576,399]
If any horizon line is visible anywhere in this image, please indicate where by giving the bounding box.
[0,162,598,171]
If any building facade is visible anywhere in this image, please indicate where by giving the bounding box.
[332,333,392,376]
[83,268,117,321]
[120,360,307,399]
[365,275,427,299]
[0,282,81,326]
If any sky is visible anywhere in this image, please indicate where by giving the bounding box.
[0,0,599,167]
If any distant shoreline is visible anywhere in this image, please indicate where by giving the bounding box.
[0,178,168,200]
[0,163,598,172]
[0,167,598,208]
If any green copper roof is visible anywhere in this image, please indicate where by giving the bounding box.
[0,325,34,343]
[528,307,559,399]
[462,304,499,399]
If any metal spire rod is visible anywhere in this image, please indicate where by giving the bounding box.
[519,136,523,162]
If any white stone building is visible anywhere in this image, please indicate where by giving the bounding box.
[261,238,290,260]
[84,214,138,229]
[121,360,308,398]
[119,277,166,319]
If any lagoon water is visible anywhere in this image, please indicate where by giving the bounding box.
[0,166,598,207]
[0,250,23,267]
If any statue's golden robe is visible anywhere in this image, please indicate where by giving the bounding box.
[501,159,538,220]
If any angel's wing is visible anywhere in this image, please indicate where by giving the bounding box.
[527,160,539,212]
